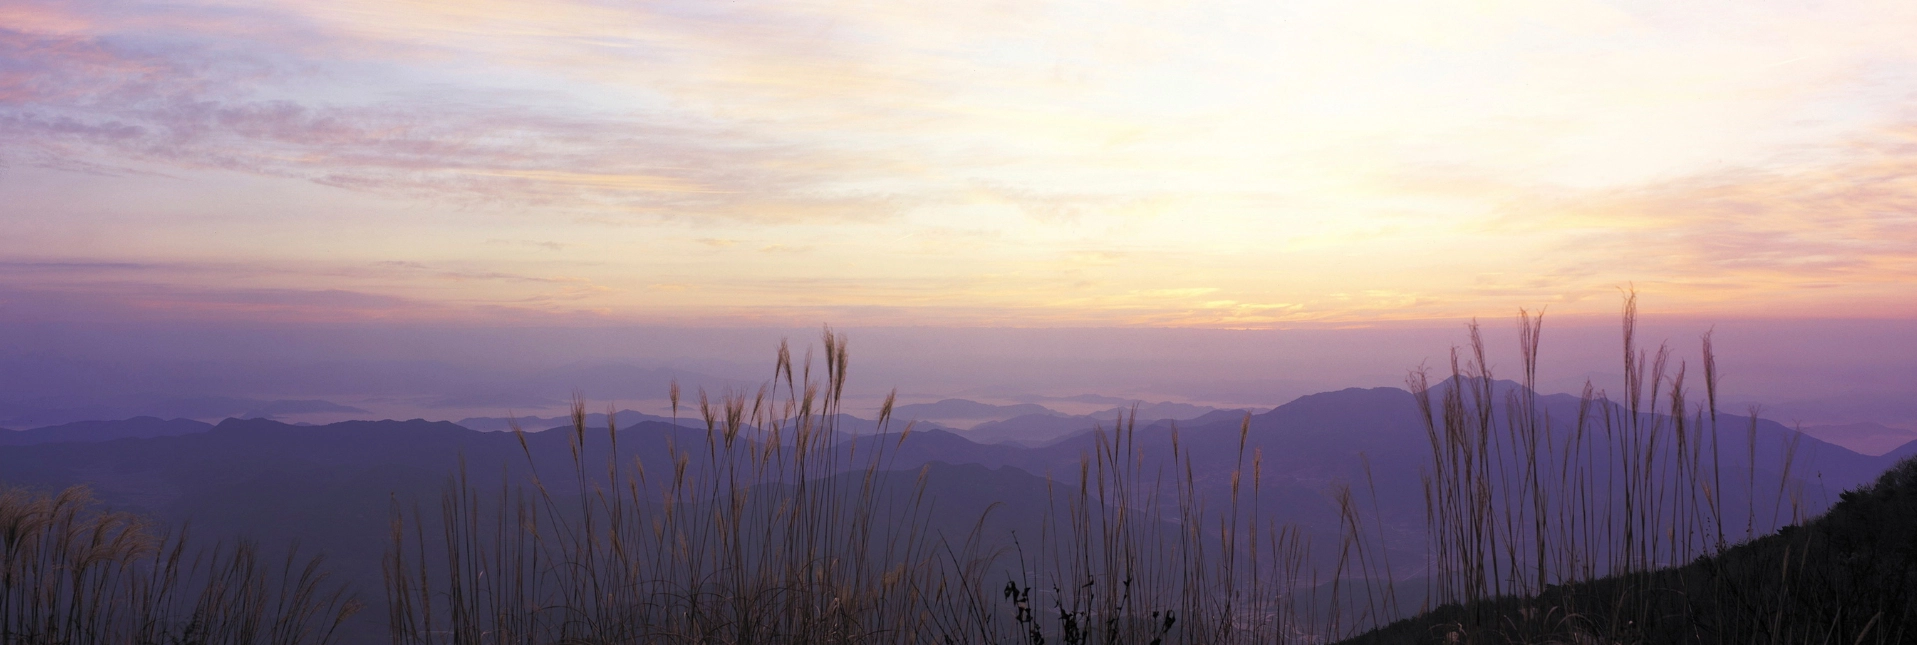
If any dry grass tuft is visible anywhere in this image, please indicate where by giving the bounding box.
[0,484,360,644]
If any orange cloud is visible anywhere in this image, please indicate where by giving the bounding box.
[5,0,1917,326]
[1490,119,1917,315]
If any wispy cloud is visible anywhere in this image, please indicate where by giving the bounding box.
[0,281,429,323]
[1487,119,1917,312]
[0,3,920,223]
[4,0,1917,324]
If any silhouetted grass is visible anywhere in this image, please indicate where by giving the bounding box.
[1342,292,1913,644]
[1343,452,1917,645]
[382,300,1911,645]
[383,329,1389,644]
[0,484,361,645]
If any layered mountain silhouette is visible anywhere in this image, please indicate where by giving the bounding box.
[2,380,1910,641]
[0,396,366,428]
[962,407,1253,446]
[1798,421,1917,456]
[889,398,1062,423]
[883,397,1243,445]
[0,416,212,445]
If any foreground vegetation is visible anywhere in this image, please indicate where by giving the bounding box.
[1342,453,1917,644]
[0,486,359,644]
[1344,295,1915,644]
[384,333,1351,644]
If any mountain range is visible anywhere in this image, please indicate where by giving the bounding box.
[2,381,1911,640]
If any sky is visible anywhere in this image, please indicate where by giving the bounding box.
[1,1,1915,428]
[4,0,1916,327]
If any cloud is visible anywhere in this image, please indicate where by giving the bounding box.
[0,280,426,322]
[5,0,1917,326]
[0,260,156,271]
[482,239,567,251]
[368,261,593,285]
[1064,251,1126,265]
[423,392,561,410]
[0,11,922,224]
[27,155,176,177]
[1501,118,1917,308]
[0,256,633,324]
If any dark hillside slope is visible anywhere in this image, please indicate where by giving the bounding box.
[1883,437,1917,462]
[1340,455,1917,645]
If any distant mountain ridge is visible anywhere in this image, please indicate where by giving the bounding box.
[888,399,1063,423]
[0,397,367,429]
[886,397,1239,445]
[0,416,213,445]
[0,406,958,447]
[1797,421,1917,456]
[965,408,1253,446]
[455,409,703,432]
[457,409,955,435]
[2,379,1908,642]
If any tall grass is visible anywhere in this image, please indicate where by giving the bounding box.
[0,484,360,645]
[1378,292,1906,644]
[383,329,1390,644]
[385,300,1896,645]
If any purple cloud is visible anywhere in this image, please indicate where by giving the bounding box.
[1,12,916,224]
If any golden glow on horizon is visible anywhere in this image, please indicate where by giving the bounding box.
[2,0,1915,326]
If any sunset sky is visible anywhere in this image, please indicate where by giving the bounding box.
[5,0,1915,328]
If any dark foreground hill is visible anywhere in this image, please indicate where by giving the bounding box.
[1339,454,1917,645]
